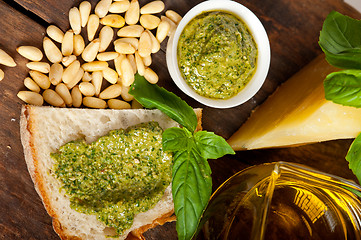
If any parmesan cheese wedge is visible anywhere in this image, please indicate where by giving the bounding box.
[228,54,361,150]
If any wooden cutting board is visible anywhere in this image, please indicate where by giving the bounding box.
[0,0,360,239]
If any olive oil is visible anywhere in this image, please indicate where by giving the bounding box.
[201,162,361,240]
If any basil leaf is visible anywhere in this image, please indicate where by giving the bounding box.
[128,73,231,239]
[194,131,235,159]
[319,11,361,69]
[163,127,193,152]
[324,70,361,107]
[172,149,212,240]
[129,74,198,132]
[346,133,361,183]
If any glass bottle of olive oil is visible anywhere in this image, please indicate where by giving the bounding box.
[200,162,361,240]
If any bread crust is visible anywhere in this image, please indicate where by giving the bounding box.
[21,105,80,239]
[127,212,176,240]
[20,105,202,240]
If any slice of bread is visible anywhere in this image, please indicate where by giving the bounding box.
[20,105,202,240]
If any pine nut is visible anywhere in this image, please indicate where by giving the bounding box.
[134,51,145,76]
[71,85,82,107]
[82,71,92,82]
[99,84,122,99]
[144,67,158,84]
[125,0,140,25]
[82,61,108,72]
[117,25,144,38]
[26,62,50,74]
[0,69,3,81]
[46,25,64,43]
[114,54,126,76]
[109,1,130,13]
[24,77,40,93]
[62,30,74,56]
[142,54,152,66]
[156,20,170,43]
[83,96,107,108]
[127,54,136,74]
[0,48,16,66]
[43,37,62,63]
[66,68,84,89]
[131,99,143,109]
[55,83,72,106]
[97,51,119,61]
[29,70,51,89]
[116,37,138,49]
[140,1,164,14]
[81,38,100,62]
[99,26,114,52]
[17,91,44,106]
[91,71,103,96]
[165,10,182,24]
[108,99,131,109]
[146,30,160,53]
[62,55,77,67]
[161,16,177,36]
[138,31,152,58]
[120,57,134,86]
[95,0,112,18]
[100,14,125,28]
[103,67,118,84]
[73,34,85,56]
[69,7,81,35]
[62,60,80,84]
[120,83,134,101]
[49,63,63,85]
[140,14,160,30]
[87,14,100,41]
[82,39,100,62]
[79,82,96,96]
[114,40,135,54]
[79,1,91,27]
[43,89,65,107]
[16,46,42,62]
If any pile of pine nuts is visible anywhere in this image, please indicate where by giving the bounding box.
[16,0,181,109]
[0,49,17,81]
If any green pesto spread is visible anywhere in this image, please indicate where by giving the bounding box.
[177,11,258,99]
[51,122,172,237]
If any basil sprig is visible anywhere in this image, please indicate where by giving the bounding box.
[129,75,235,240]
[319,11,361,70]
[346,133,361,183]
[324,70,361,107]
[319,11,361,183]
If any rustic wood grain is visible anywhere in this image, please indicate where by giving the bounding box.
[0,1,60,239]
[1,0,361,239]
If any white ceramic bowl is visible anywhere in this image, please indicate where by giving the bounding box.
[166,0,271,108]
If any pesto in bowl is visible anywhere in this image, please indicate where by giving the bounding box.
[177,11,257,99]
[166,0,270,109]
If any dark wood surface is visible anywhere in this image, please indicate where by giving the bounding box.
[1,0,361,239]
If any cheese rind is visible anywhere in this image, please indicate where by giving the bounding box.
[227,54,361,150]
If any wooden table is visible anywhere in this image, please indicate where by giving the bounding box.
[1,0,361,239]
